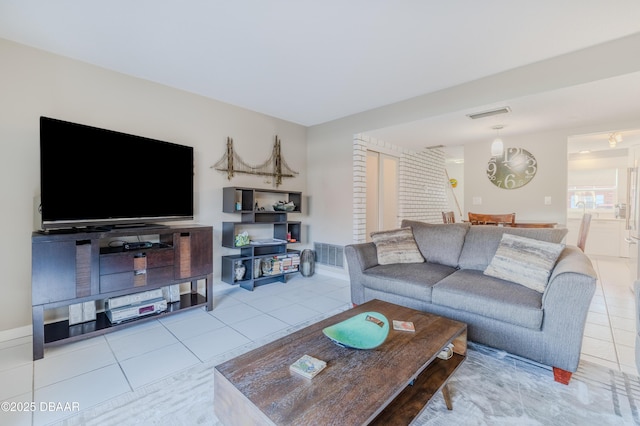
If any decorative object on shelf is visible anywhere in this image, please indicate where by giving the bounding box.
[261,258,273,275]
[68,301,96,325]
[234,261,246,281]
[437,343,455,360]
[486,147,537,189]
[162,284,181,303]
[273,201,296,211]
[211,136,299,187]
[235,231,250,247]
[301,249,315,277]
[253,258,262,278]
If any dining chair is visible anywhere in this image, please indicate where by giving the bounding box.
[442,211,455,223]
[468,212,516,226]
[577,213,592,252]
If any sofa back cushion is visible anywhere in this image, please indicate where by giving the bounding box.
[458,225,568,271]
[400,220,470,268]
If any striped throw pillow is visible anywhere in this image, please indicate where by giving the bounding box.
[484,233,564,293]
[370,228,425,265]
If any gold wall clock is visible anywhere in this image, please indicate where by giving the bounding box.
[486,147,537,189]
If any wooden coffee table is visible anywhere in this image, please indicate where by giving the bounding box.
[214,299,467,425]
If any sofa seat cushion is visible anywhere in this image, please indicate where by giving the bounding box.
[458,226,569,271]
[363,262,457,303]
[431,269,544,330]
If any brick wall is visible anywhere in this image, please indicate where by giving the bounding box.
[352,134,448,243]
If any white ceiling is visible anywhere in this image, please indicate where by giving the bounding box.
[369,71,640,152]
[2,1,640,149]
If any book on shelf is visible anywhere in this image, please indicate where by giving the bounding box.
[289,354,327,379]
[392,320,415,332]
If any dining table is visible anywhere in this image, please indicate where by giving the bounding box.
[507,221,557,228]
[463,220,557,228]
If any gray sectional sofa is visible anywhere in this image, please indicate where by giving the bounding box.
[345,220,597,383]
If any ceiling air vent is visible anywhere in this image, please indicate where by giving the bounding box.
[466,107,511,120]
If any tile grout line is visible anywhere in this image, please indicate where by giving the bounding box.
[597,257,623,370]
[582,257,620,370]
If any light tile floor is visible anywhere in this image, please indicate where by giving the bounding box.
[0,255,637,425]
[581,255,638,375]
[0,274,352,425]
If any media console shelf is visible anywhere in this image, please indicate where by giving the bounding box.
[221,187,301,291]
[31,224,213,360]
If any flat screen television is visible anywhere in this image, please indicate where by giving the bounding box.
[39,116,194,230]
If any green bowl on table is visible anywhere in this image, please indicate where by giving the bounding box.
[322,312,389,350]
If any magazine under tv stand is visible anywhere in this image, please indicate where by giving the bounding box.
[31,224,213,360]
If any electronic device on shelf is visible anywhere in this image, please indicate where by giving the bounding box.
[106,297,167,324]
[39,116,194,230]
[123,241,154,250]
[105,289,164,310]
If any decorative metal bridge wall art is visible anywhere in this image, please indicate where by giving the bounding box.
[211,136,299,187]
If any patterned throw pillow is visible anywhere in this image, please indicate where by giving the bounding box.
[370,228,425,265]
[484,233,565,293]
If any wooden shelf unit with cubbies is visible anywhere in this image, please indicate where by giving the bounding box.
[221,187,302,291]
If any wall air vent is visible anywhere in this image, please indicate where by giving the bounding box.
[466,107,511,120]
[314,242,344,268]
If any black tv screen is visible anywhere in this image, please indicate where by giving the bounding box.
[39,116,194,230]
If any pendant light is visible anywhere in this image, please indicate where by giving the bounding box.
[608,132,623,148]
[491,125,504,156]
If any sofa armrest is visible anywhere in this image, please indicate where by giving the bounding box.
[540,245,597,371]
[345,243,379,305]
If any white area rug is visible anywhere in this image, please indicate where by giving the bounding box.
[54,307,640,426]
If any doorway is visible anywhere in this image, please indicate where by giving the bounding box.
[365,150,399,241]
[567,129,640,261]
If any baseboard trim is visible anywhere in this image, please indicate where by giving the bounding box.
[0,325,32,343]
[315,265,349,280]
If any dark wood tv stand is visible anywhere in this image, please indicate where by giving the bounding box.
[31,224,213,360]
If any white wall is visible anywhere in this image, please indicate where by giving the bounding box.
[307,33,640,250]
[0,39,307,333]
[4,31,640,334]
[445,161,465,221]
[463,130,568,224]
[464,124,640,226]
[352,135,449,243]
